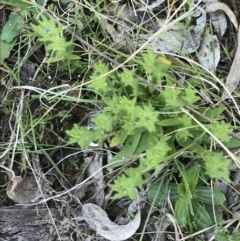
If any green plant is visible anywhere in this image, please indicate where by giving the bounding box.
[66,49,235,202]
[148,163,225,231]
[215,223,240,241]
[52,0,70,4]
[0,13,23,62]
[0,0,239,239]
[30,14,80,63]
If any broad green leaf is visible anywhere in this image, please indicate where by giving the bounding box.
[0,40,15,62]
[0,0,34,11]
[186,165,200,193]
[192,200,213,230]
[148,182,163,205]
[199,105,225,120]
[148,182,179,206]
[183,76,199,87]
[109,132,143,167]
[177,183,186,196]
[177,137,207,154]
[175,197,189,226]
[134,131,149,154]
[176,162,194,215]
[52,0,70,3]
[169,183,179,203]
[193,186,225,205]
[204,204,223,224]
[158,117,182,126]
[68,54,81,60]
[224,137,240,149]
[1,13,23,43]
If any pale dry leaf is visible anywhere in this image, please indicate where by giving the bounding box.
[114,191,147,226]
[141,6,206,53]
[208,10,227,38]
[137,0,166,11]
[127,190,147,215]
[82,203,141,241]
[142,24,203,53]
[103,4,136,49]
[154,215,172,241]
[194,6,206,33]
[221,27,240,100]
[205,2,238,30]
[6,175,42,204]
[108,4,137,23]
[104,20,126,44]
[198,33,220,72]
[85,153,105,207]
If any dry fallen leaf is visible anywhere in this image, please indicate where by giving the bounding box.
[205,1,238,30]
[6,175,42,204]
[208,10,227,39]
[82,203,141,241]
[198,33,220,72]
[221,26,240,100]
[137,0,166,11]
[85,153,105,207]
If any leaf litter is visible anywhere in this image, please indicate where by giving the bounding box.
[81,0,240,239]
[1,0,240,240]
[104,0,237,74]
[81,202,141,241]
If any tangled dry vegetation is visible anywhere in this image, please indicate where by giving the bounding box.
[1,0,240,240]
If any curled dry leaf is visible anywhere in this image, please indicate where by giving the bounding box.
[85,153,105,207]
[140,7,206,54]
[198,33,220,72]
[104,4,136,49]
[205,1,238,30]
[6,175,42,204]
[221,27,240,100]
[104,0,236,63]
[208,10,227,39]
[82,203,141,241]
